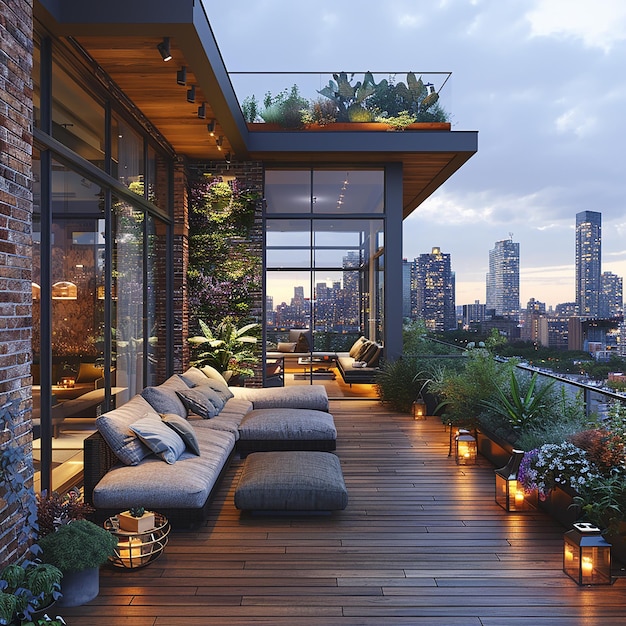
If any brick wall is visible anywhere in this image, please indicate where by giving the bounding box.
[0,0,35,566]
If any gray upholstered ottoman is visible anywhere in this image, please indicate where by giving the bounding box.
[234,451,348,512]
[237,408,337,455]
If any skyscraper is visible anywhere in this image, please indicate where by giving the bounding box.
[600,271,623,318]
[486,237,520,320]
[575,211,602,318]
[415,247,456,331]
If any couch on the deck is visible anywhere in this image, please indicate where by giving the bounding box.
[83,366,334,528]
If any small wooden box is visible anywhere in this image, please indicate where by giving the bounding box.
[118,510,155,533]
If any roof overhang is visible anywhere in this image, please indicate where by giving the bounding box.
[35,0,478,218]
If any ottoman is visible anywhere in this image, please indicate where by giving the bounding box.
[234,451,348,512]
[237,408,337,455]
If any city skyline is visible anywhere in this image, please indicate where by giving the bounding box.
[210,1,626,313]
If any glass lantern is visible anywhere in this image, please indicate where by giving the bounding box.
[563,522,612,585]
[412,398,427,420]
[494,450,533,511]
[455,429,477,465]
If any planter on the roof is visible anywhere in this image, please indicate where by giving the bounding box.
[247,122,451,132]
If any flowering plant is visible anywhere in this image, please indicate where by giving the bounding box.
[518,442,600,499]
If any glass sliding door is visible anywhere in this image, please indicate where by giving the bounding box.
[264,168,385,394]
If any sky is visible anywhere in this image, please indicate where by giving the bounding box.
[206,0,626,310]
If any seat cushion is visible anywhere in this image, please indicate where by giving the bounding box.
[237,408,337,454]
[234,451,348,512]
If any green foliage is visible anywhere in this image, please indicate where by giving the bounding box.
[188,317,259,378]
[242,95,260,122]
[0,561,63,625]
[318,72,378,122]
[429,350,506,428]
[574,473,626,535]
[374,110,417,130]
[479,370,555,432]
[39,520,118,574]
[261,85,309,128]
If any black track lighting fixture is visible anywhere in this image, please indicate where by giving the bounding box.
[216,135,223,150]
[197,102,206,119]
[176,66,187,85]
[207,120,216,136]
[157,37,172,62]
[224,152,231,163]
[187,84,196,103]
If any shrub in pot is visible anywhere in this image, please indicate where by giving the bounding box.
[38,520,117,607]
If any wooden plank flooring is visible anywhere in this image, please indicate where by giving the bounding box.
[61,401,626,625]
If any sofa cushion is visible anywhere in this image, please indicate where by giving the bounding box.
[161,413,201,455]
[176,387,220,418]
[191,398,253,439]
[230,385,329,412]
[202,378,234,405]
[277,342,297,353]
[95,395,155,466]
[364,344,382,367]
[199,365,229,384]
[141,375,189,419]
[93,428,236,510]
[234,451,348,512]
[179,367,213,388]
[130,413,186,464]
[348,336,367,358]
[239,408,337,443]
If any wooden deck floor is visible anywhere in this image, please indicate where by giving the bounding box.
[62,401,626,625]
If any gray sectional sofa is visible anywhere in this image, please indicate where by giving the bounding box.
[83,366,335,528]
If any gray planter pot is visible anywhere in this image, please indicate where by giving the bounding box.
[57,567,100,607]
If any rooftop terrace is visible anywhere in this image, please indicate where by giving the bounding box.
[61,400,626,625]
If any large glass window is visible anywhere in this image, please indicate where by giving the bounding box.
[265,168,385,392]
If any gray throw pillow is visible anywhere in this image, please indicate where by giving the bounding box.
[176,388,220,418]
[141,385,187,419]
[203,378,234,404]
[129,414,186,464]
[161,413,201,455]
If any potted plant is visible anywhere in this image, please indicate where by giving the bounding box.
[38,520,117,608]
[188,317,259,383]
[36,489,94,539]
[0,560,63,625]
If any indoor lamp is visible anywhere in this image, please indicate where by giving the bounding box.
[454,429,477,465]
[563,522,612,585]
[494,449,531,511]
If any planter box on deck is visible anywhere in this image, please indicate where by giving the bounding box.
[118,510,156,533]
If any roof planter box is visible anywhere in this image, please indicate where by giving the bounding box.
[247,122,452,132]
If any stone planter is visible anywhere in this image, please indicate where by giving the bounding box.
[57,567,100,607]
[536,485,580,528]
[476,429,514,468]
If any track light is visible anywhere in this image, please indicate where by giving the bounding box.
[207,120,216,136]
[216,135,223,150]
[157,37,172,62]
[224,152,231,163]
[176,66,187,85]
[197,102,206,119]
[187,84,196,103]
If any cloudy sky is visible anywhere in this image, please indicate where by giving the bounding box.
[207,0,626,309]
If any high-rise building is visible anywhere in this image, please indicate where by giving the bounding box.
[575,210,602,318]
[415,247,456,331]
[462,300,486,328]
[485,237,520,320]
[402,259,412,319]
[600,271,623,318]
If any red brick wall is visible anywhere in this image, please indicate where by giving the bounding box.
[0,0,35,566]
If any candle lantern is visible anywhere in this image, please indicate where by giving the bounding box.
[495,450,533,511]
[412,398,427,420]
[563,522,612,585]
[454,429,477,465]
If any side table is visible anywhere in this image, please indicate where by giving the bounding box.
[104,512,170,569]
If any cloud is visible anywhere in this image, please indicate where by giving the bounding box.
[526,0,626,52]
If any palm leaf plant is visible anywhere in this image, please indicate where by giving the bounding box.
[480,370,555,432]
[188,317,259,378]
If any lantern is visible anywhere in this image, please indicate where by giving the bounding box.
[563,523,612,585]
[412,398,427,420]
[494,450,532,511]
[454,429,477,465]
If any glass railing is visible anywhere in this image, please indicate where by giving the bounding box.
[228,71,453,129]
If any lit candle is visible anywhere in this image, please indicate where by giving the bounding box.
[582,556,593,576]
[118,537,143,568]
